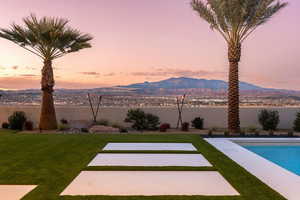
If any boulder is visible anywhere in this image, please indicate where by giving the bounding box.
[69,120,93,129]
[89,125,119,133]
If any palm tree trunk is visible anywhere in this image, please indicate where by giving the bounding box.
[39,60,57,130]
[228,41,241,134]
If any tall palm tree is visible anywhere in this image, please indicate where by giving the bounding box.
[0,14,92,130]
[191,0,287,133]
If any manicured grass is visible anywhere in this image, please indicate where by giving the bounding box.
[0,130,286,200]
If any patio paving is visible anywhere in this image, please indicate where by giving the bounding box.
[88,153,212,166]
[61,171,239,196]
[0,185,37,200]
[103,143,197,151]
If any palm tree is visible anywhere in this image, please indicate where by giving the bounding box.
[191,0,287,133]
[0,14,92,130]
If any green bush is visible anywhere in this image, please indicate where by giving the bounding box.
[81,128,89,133]
[181,122,189,132]
[240,130,245,136]
[208,129,213,136]
[288,130,294,137]
[8,111,27,130]
[254,130,260,137]
[2,122,9,129]
[293,112,300,132]
[258,109,280,131]
[96,119,110,126]
[191,117,204,129]
[119,127,128,133]
[125,109,160,131]
[145,113,160,130]
[24,121,34,131]
[224,130,229,137]
[60,118,68,124]
[58,124,70,131]
[111,122,121,129]
[246,125,258,133]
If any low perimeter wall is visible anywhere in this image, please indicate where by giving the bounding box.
[0,105,299,129]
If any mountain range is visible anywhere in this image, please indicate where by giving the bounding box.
[0,77,298,96]
[120,77,266,90]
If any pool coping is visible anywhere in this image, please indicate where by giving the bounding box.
[205,138,300,200]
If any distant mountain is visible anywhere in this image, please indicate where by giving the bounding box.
[1,77,298,97]
[120,77,267,91]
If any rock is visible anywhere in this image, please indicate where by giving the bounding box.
[69,120,93,129]
[89,125,119,133]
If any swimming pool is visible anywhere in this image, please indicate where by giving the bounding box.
[244,145,300,176]
[205,138,300,200]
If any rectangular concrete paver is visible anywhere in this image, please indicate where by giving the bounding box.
[103,143,197,151]
[88,153,212,167]
[0,185,37,200]
[61,171,239,196]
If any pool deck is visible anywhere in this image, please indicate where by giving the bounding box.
[205,138,300,200]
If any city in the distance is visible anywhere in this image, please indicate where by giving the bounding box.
[1,76,299,107]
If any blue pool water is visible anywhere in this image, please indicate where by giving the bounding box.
[244,145,300,176]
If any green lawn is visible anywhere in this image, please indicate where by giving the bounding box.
[0,130,286,200]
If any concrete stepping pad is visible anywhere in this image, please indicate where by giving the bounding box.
[103,143,197,151]
[0,185,37,200]
[88,153,212,167]
[61,171,239,196]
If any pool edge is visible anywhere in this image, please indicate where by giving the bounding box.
[205,138,300,200]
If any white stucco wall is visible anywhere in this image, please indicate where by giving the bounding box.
[0,105,299,129]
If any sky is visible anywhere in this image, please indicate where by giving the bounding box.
[0,0,298,90]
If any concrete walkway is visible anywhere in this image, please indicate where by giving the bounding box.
[0,185,37,200]
[103,143,197,151]
[88,153,212,167]
[61,143,239,196]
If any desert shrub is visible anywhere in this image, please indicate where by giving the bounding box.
[191,117,204,129]
[24,121,34,131]
[211,127,218,132]
[254,130,260,137]
[159,123,171,132]
[246,126,258,133]
[125,109,160,131]
[240,130,245,136]
[258,109,280,131]
[8,111,27,130]
[111,122,122,129]
[288,130,294,137]
[208,129,213,136]
[293,112,300,132]
[60,118,68,124]
[2,122,9,129]
[58,124,70,131]
[181,122,189,132]
[119,127,128,133]
[96,119,110,126]
[125,109,147,130]
[224,130,229,137]
[81,128,89,133]
[145,113,160,130]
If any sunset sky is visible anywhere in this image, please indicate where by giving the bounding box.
[0,0,298,90]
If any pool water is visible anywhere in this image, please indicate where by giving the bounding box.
[243,145,300,176]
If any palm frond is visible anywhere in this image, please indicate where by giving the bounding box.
[0,14,93,60]
[191,0,287,44]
